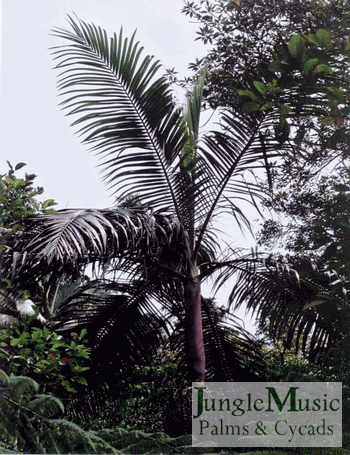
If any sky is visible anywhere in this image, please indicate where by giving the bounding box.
[0,0,258,333]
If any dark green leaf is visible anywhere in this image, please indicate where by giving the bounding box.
[316,29,330,47]
[14,163,26,171]
[288,34,304,59]
[253,80,267,95]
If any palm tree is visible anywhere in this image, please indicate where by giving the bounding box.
[9,16,280,382]
[225,256,350,361]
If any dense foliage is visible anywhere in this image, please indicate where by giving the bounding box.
[0,162,55,244]
[182,0,350,202]
[0,162,56,301]
[0,162,46,231]
[0,317,90,394]
[0,369,195,454]
[1,368,349,453]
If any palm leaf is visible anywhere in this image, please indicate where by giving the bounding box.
[192,113,279,257]
[183,65,207,155]
[201,298,266,381]
[167,298,266,381]
[51,17,280,248]
[11,207,190,283]
[205,250,349,359]
[51,16,187,217]
[0,290,20,321]
[50,279,170,374]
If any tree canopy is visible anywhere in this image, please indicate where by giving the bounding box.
[182,0,350,185]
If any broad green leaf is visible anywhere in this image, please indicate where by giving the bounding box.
[267,80,281,94]
[18,333,30,344]
[315,64,333,74]
[72,365,90,373]
[43,209,56,214]
[238,90,257,100]
[260,101,273,111]
[253,80,267,95]
[242,100,260,113]
[14,162,26,171]
[36,359,51,366]
[280,104,291,116]
[62,380,77,393]
[304,58,319,75]
[42,199,56,209]
[50,342,66,349]
[288,34,304,59]
[306,34,319,46]
[76,350,90,359]
[42,326,50,339]
[5,176,14,184]
[316,29,330,47]
[74,377,88,385]
[13,179,25,189]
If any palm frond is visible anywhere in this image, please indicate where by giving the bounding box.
[205,250,349,359]
[192,112,279,258]
[167,298,266,381]
[201,298,266,381]
[51,16,187,217]
[51,279,168,373]
[11,207,190,283]
[0,290,20,321]
[183,65,207,153]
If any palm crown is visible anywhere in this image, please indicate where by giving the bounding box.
[9,16,281,382]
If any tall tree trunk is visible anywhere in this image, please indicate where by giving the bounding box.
[184,275,205,382]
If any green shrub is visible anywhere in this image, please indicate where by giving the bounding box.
[0,316,90,394]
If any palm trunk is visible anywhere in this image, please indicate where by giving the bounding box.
[184,275,205,382]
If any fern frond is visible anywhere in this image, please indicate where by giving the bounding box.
[0,370,9,386]
[5,375,39,404]
[27,394,64,418]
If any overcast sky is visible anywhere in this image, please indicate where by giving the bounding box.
[0,0,258,333]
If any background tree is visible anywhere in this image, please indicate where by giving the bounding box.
[258,171,350,275]
[0,162,55,264]
[0,162,57,322]
[182,0,350,189]
[256,160,350,379]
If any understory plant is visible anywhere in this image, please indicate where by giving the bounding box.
[1,367,349,454]
[0,316,90,394]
